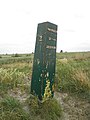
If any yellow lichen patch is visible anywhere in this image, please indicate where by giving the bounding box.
[42,80,52,102]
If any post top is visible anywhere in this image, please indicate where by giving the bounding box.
[38,21,58,31]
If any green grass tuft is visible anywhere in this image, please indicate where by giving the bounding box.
[0,96,30,120]
[27,95,62,120]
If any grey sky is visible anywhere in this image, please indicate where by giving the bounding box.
[0,0,90,54]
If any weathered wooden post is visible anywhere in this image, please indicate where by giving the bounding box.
[31,22,58,100]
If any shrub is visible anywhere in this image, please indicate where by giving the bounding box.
[12,53,20,57]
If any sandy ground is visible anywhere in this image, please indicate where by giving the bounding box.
[54,92,90,120]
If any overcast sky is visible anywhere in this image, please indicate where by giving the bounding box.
[0,0,90,54]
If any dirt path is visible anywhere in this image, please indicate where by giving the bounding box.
[54,92,90,120]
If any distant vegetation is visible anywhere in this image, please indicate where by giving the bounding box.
[12,53,21,57]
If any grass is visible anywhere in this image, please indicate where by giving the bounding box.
[27,95,62,120]
[0,53,62,120]
[0,52,90,119]
[0,95,62,120]
[0,56,32,95]
[0,54,33,65]
[0,68,26,93]
[0,96,30,120]
[55,52,90,100]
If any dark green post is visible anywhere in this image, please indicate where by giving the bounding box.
[31,22,58,100]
